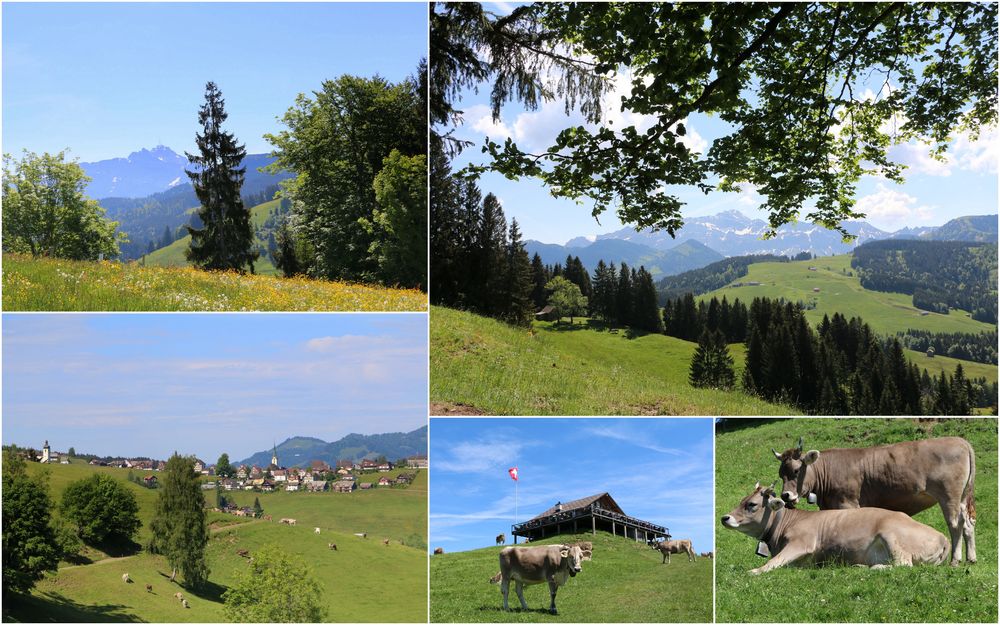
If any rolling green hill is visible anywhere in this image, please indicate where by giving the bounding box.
[430,532,712,622]
[715,418,997,623]
[2,254,426,311]
[430,306,798,415]
[700,255,995,335]
[143,199,282,275]
[3,461,426,622]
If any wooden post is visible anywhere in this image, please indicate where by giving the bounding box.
[612,521,616,537]
[592,514,596,536]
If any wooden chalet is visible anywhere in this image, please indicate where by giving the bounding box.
[511,492,669,544]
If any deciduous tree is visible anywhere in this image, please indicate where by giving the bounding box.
[147,454,210,587]
[60,474,141,545]
[222,544,325,622]
[2,449,61,598]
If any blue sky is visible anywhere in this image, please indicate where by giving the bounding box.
[430,418,714,554]
[2,2,427,161]
[2,314,427,462]
[449,2,998,243]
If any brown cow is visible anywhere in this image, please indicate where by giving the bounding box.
[433,547,444,554]
[145,583,153,593]
[773,436,976,565]
[651,539,696,564]
[383,538,390,546]
[496,533,505,545]
[722,482,949,574]
[491,544,592,615]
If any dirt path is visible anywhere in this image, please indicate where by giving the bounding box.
[430,401,486,415]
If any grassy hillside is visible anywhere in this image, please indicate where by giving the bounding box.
[3,462,427,622]
[143,199,280,275]
[905,349,998,385]
[430,532,712,622]
[2,254,426,311]
[430,306,798,416]
[700,255,995,335]
[715,418,998,623]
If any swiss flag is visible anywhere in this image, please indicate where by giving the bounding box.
[508,467,519,481]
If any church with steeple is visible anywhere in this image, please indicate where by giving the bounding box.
[268,442,281,470]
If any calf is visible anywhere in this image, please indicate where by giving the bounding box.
[651,539,696,564]
[721,482,949,574]
[491,544,591,615]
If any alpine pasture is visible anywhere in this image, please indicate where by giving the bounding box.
[2,461,428,622]
[430,532,712,623]
[715,418,998,623]
[2,254,426,312]
[430,305,798,416]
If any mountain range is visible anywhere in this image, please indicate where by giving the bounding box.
[552,210,997,271]
[525,238,723,277]
[236,426,427,469]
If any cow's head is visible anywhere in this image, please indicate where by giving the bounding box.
[771,437,820,505]
[720,482,785,536]
[560,545,590,576]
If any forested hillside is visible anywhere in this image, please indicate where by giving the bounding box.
[851,240,998,322]
[657,253,796,301]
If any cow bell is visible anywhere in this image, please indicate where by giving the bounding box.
[807,492,817,505]
[755,541,771,558]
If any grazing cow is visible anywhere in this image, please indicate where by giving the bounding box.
[651,539,696,564]
[383,538,390,546]
[315,527,321,534]
[704,552,714,559]
[721,482,949,574]
[434,547,444,555]
[263,514,272,521]
[174,592,183,601]
[772,436,977,565]
[354,532,367,538]
[496,533,506,546]
[279,518,297,525]
[145,583,152,593]
[181,599,189,609]
[122,573,131,583]
[236,548,250,558]
[491,544,592,615]
[328,543,338,551]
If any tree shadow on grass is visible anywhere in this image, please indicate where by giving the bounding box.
[90,539,142,559]
[184,580,227,603]
[714,417,791,434]
[2,591,143,623]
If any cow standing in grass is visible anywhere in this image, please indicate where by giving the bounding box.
[651,539,696,564]
[496,533,505,545]
[773,436,977,565]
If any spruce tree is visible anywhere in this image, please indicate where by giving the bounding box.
[530,253,548,310]
[185,81,257,273]
[147,454,210,588]
[689,330,736,389]
[474,193,508,316]
[503,219,535,327]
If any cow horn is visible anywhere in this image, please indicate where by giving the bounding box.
[797,436,803,451]
[772,448,781,460]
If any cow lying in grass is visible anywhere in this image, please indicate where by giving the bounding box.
[490,544,592,615]
[721,482,949,574]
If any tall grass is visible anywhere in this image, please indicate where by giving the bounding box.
[2,254,426,311]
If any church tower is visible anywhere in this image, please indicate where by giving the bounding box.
[270,442,279,468]
[41,440,51,464]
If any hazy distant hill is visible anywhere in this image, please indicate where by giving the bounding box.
[237,426,427,468]
[525,238,724,277]
[926,215,998,243]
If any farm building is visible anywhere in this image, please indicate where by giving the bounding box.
[332,479,357,493]
[535,305,556,321]
[512,492,669,544]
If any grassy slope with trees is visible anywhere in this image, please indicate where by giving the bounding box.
[699,255,994,335]
[2,254,426,311]
[715,418,997,623]
[430,532,712,623]
[3,461,426,622]
[430,305,798,416]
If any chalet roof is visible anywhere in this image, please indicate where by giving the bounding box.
[531,492,625,520]
[536,305,555,315]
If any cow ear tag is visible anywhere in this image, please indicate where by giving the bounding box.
[756,541,771,558]
[807,492,817,505]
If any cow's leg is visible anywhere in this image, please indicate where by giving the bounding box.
[514,580,529,611]
[547,579,559,615]
[500,576,510,611]
[749,548,808,575]
[939,498,964,565]
[961,500,977,564]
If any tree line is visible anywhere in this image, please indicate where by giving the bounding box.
[896,329,998,365]
[851,240,998,323]
[678,296,996,415]
[656,253,792,301]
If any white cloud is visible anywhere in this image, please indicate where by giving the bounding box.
[434,436,533,474]
[304,334,392,353]
[853,183,934,228]
[892,140,953,177]
[953,126,998,174]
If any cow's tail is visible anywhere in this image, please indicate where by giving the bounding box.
[963,442,976,524]
[488,571,502,584]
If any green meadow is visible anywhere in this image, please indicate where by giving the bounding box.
[2,254,426,311]
[3,462,427,622]
[430,305,798,416]
[715,418,998,623]
[429,532,712,622]
[700,255,995,335]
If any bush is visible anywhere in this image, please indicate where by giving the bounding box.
[60,474,141,545]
